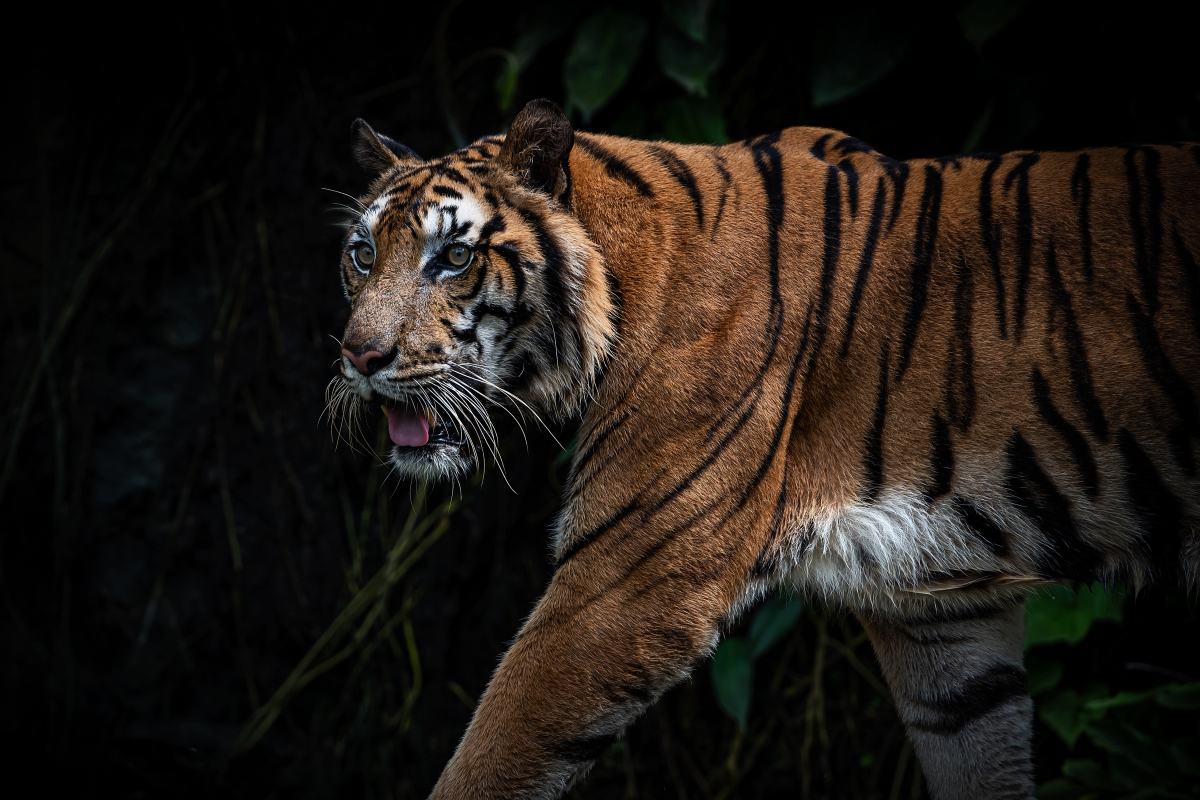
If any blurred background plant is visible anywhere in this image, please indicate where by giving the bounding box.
[1,0,1197,798]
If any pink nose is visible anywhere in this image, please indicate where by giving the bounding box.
[342,348,384,375]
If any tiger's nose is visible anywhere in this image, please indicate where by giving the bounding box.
[341,347,397,376]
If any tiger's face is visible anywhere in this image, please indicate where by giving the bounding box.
[335,105,616,481]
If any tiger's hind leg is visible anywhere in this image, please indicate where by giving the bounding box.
[858,601,1034,800]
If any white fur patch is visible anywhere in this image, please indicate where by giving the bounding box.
[420,194,487,263]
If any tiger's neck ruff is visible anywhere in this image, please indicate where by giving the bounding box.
[336,100,1200,799]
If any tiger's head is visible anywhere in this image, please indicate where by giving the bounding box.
[334,100,617,481]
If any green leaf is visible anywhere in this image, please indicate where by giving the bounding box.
[747,594,803,661]
[1025,583,1125,649]
[957,0,1032,50]
[658,20,725,97]
[711,636,753,728]
[1170,737,1200,776]
[656,95,727,144]
[660,0,715,42]
[563,9,649,123]
[1035,777,1089,800]
[1061,758,1115,790]
[1083,688,1158,714]
[1027,650,1065,696]
[1039,685,1108,747]
[1086,719,1180,780]
[1156,681,1200,710]
[811,8,913,108]
[497,5,584,112]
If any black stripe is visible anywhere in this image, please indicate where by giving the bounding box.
[712,152,732,238]
[751,484,791,578]
[1172,221,1200,341]
[648,145,704,229]
[810,132,833,161]
[1004,153,1040,338]
[840,159,859,217]
[431,185,462,199]
[516,207,575,338]
[885,162,909,233]
[946,253,976,432]
[906,663,1028,735]
[896,165,943,381]
[979,157,1008,338]
[803,165,842,377]
[479,213,506,240]
[1043,239,1109,441]
[1126,292,1200,442]
[435,164,470,185]
[1125,147,1165,314]
[1117,429,1184,576]
[923,414,954,501]
[575,136,655,198]
[1006,432,1101,580]
[840,176,887,357]
[490,244,527,304]
[549,733,617,763]
[953,499,1009,556]
[1031,368,1099,497]
[862,345,890,500]
[604,263,623,341]
[451,261,487,301]
[1070,153,1094,280]
[891,601,1010,627]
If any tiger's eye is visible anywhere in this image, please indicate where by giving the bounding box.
[445,244,471,268]
[355,243,375,268]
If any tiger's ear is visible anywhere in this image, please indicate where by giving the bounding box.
[498,99,574,204]
[351,118,423,176]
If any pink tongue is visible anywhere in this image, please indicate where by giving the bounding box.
[387,407,430,447]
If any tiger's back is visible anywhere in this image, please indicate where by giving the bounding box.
[335,102,1199,798]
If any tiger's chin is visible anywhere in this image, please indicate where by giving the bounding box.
[381,400,477,481]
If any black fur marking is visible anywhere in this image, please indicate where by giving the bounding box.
[1125,146,1165,314]
[906,663,1029,735]
[924,414,955,501]
[557,496,641,565]
[432,185,462,199]
[802,165,842,379]
[451,261,488,301]
[953,499,1009,556]
[479,214,506,240]
[946,253,977,432]
[1118,429,1185,576]
[1031,368,1100,497]
[752,485,792,578]
[885,162,909,233]
[1172,221,1200,341]
[1070,153,1094,281]
[1126,293,1200,443]
[810,132,833,161]
[491,244,527,304]
[840,176,887,358]
[575,136,655,198]
[712,152,733,238]
[863,344,890,501]
[1003,153,1040,338]
[1044,239,1109,441]
[1006,432,1101,580]
[648,144,704,229]
[891,602,1009,628]
[979,157,1008,338]
[896,165,943,382]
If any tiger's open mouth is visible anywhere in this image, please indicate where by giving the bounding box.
[381,400,465,449]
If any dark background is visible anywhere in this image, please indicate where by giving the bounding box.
[2,1,1198,798]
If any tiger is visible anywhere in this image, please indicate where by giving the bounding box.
[333,98,1200,799]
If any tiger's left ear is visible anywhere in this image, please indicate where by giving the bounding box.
[351,118,423,176]
[498,99,574,205]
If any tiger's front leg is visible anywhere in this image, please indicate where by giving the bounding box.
[858,601,1034,800]
[430,550,737,799]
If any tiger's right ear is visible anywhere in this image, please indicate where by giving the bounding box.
[351,118,423,176]
[498,99,574,204]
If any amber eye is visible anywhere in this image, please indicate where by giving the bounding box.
[354,243,375,270]
[444,243,472,269]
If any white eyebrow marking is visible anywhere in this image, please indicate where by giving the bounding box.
[420,192,486,263]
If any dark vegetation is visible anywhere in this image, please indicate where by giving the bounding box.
[2,1,1198,797]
